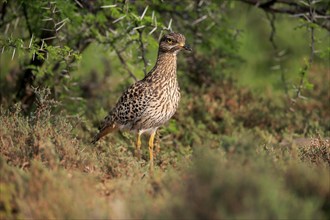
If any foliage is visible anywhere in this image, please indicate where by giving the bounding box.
[1,92,329,218]
[1,0,329,219]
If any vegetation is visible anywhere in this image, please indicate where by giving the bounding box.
[1,0,329,219]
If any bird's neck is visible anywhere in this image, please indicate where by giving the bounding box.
[148,52,177,78]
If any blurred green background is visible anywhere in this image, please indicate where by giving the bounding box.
[0,0,329,219]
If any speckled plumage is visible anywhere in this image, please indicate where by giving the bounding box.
[91,32,191,169]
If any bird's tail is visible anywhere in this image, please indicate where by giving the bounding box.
[91,123,117,144]
[91,134,101,145]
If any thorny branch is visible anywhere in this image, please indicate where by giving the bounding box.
[265,11,289,98]
[265,12,277,50]
[246,0,320,107]
[137,29,148,76]
[240,0,330,31]
[22,2,32,37]
[291,0,316,107]
[110,43,138,82]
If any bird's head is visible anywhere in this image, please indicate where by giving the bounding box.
[159,32,192,54]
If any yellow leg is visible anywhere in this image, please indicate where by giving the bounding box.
[148,131,156,171]
[135,132,141,160]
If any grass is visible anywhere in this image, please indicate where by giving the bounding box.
[1,69,329,219]
[1,1,329,219]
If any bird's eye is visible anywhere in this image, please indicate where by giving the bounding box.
[167,38,173,44]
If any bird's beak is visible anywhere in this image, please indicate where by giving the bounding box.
[180,43,192,51]
[183,44,192,51]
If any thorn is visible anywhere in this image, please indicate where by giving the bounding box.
[133,25,145,31]
[205,21,215,31]
[167,18,172,31]
[14,18,20,29]
[5,24,10,35]
[140,5,148,20]
[74,0,83,8]
[40,40,45,50]
[55,18,69,27]
[42,36,57,41]
[149,16,157,35]
[11,48,16,60]
[56,22,66,32]
[41,28,55,32]
[149,26,157,35]
[154,16,157,27]
[101,4,117,8]
[192,15,208,26]
[108,28,117,35]
[29,34,34,48]
[42,18,53,21]
[113,15,126,23]
[158,30,163,41]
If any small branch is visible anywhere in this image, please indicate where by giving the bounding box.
[291,0,316,106]
[118,39,137,53]
[74,0,84,8]
[280,66,289,98]
[265,12,277,50]
[240,0,330,31]
[137,29,148,76]
[22,2,32,37]
[111,43,137,82]
[1,2,7,22]
[265,11,289,99]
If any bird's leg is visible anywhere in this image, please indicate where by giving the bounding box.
[148,131,156,171]
[135,132,142,160]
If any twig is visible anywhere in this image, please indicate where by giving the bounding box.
[292,0,316,105]
[111,43,137,82]
[22,2,32,36]
[74,0,84,8]
[192,15,208,26]
[265,11,289,99]
[138,29,148,76]
[240,0,330,31]
[265,12,277,50]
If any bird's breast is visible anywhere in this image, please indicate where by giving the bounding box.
[153,77,180,120]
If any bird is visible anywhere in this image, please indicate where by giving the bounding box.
[91,32,191,170]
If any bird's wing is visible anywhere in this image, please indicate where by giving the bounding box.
[113,80,154,126]
[92,80,153,144]
[100,80,154,129]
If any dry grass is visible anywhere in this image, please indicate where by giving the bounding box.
[1,69,329,219]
